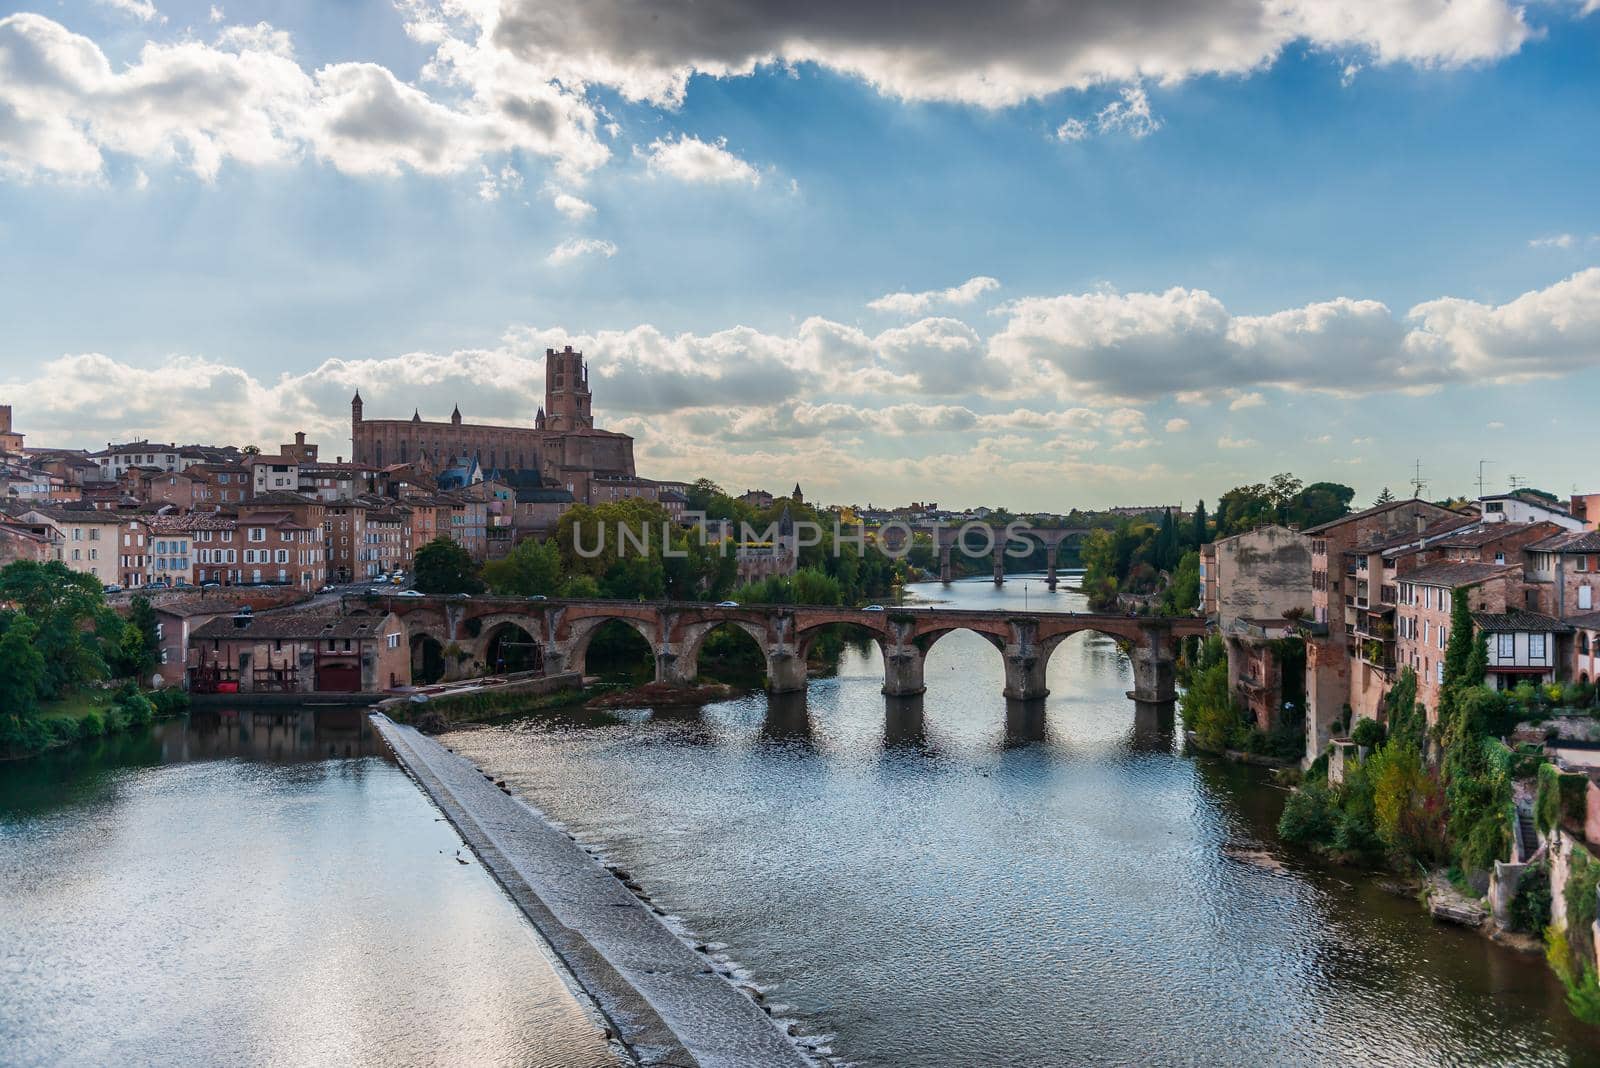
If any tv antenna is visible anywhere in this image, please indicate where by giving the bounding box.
[1476,460,1493,499]
[1409,459,1429,500]
[1508,474,1528,492]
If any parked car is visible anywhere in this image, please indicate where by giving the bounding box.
[396,589,425,598]
[103,584,123,594]
[318,585,335,593]
[530,594,548,601]
[716,600,739,608]
[862,604,885,612]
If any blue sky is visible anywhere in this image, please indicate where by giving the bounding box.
[2,0,1598,509]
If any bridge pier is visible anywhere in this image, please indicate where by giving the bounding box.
[1129,630,1177,704]
[1002,651,1049,701]
[1045,544,1059,590]
[765,649,808,694]
[1004,698,1047,745]
[992,544,1005,586]
[657,645,698,686]
[938,546,953,584]
[881,643,926,697]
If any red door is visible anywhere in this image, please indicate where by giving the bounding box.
[316,663,362,692]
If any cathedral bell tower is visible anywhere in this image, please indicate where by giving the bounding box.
[544,346,593,432]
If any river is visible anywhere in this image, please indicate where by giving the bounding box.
[444,574,1598,1066]
[0,709,618,1068]
[3,576,1596,1066]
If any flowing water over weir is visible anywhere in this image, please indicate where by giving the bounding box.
[444,574,1599,1067]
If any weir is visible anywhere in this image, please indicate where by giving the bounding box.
[372,714,813,1068]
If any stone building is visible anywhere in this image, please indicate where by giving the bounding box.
[1301,497,1461,763]
[1204,525,1314,732]
[0,404,23,455]
[188,608,410,693]
[349,345,636,504]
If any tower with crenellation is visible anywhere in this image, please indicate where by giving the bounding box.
[542,345,593,432]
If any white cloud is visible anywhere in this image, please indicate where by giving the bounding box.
[1529,234,1576,249]
[1056,84,1162,141]
[0,12,608,182]
[546,237,617,265]
[548,187,596,220]
[488,0,1535,109]
[990,271,1600,402]
[1228,391,1266,410]
[1164,417,1189,432]
[1217,434,1258,449]
[869,276,1001,316]
[638,134,760,185]
[209,6,224,23]
[94,0,160,22]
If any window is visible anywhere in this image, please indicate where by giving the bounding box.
[1582,585,1593,611]
[1437,662,1445,683]
[1530,633,1547,660]
[248,527,266,542]
[386,633,400,649]
[1494,552,1505,564]
[1580,556,1590,573]
[1498,633,1515,658]
[1438,627,1446,650]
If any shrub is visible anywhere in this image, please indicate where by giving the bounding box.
[1536,762,1589,835]
[147,688,191,718]
[45,717,80,744]
[1508,863,1551,933]
[1351,718,1386,749]
[78,710,105,738]
[113,687,154,729]
[1279,782,1339,846]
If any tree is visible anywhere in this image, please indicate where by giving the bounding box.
[482,538,563,597]
[412,537,483,595]
[111,596,160,679]
[0,615,46,716]
[1373,486,1396,506]
[1191,500,1209,547]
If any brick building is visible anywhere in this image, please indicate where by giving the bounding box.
[187,608,410,693]
[348,346,637,505]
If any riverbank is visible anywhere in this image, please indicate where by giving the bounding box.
[2,685,189,761]
[371,714,814,1068]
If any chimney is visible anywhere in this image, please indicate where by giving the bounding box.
[295,432,305,446]
[1415,512,1425,534]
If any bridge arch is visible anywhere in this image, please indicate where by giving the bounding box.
[562,614,660,677]
[410,632,446,684]
[672,619,771,685]
[483,620,543,674]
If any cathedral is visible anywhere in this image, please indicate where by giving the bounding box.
[349,346,638,501]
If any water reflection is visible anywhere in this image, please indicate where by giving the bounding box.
[0,713,619,1068]
[1001,697,1047,747]
[882,695,926,749]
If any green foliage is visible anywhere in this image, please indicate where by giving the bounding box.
[481,537,563,597]
[147,688,191,718]
[1179,636,1245,751]
[0,613,46,717]
[1350,718,1386,749]
[1214,474,1354,537]
[78,710,106,738]
[110,596,161,679]
[112,685,154,729]
[0,561,116,700]
[1566,847,1599,972]
[1547,925,1600,1027]
[1162,550,1200,615]
[1279,782,1339,845]
[1384,668,1426,752]
[1368,742,1446,862]
[412,537,485,595]
[1508,863,1552,934]
[731,568,843,606]
[1536,762,1589,835]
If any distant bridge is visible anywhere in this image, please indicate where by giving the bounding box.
[368,595,1204,703]
[895,524,1092,587]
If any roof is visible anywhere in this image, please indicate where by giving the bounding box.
[1562,610,1600,631]
[1347,515,1474,555]
[1433,521,1553,549]
[192,610,396,641]
[146,512,236,533]
[1300,497,1457,536]
[1480,492,1569,512]
[247,490,321,507]
[1402,561,1512,588]
[518,486,575,504]
[1471,609,1572,634]
[1528,530,1600,554]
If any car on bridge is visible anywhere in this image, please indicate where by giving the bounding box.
[716,600,739,608]
[862,604,885,612]
[396,589,425,598]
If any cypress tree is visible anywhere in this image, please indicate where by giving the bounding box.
[1192,500,1209,547]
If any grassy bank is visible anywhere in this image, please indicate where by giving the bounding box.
[2,686,191,760]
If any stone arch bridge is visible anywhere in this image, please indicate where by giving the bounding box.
[368,595,1205,703]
